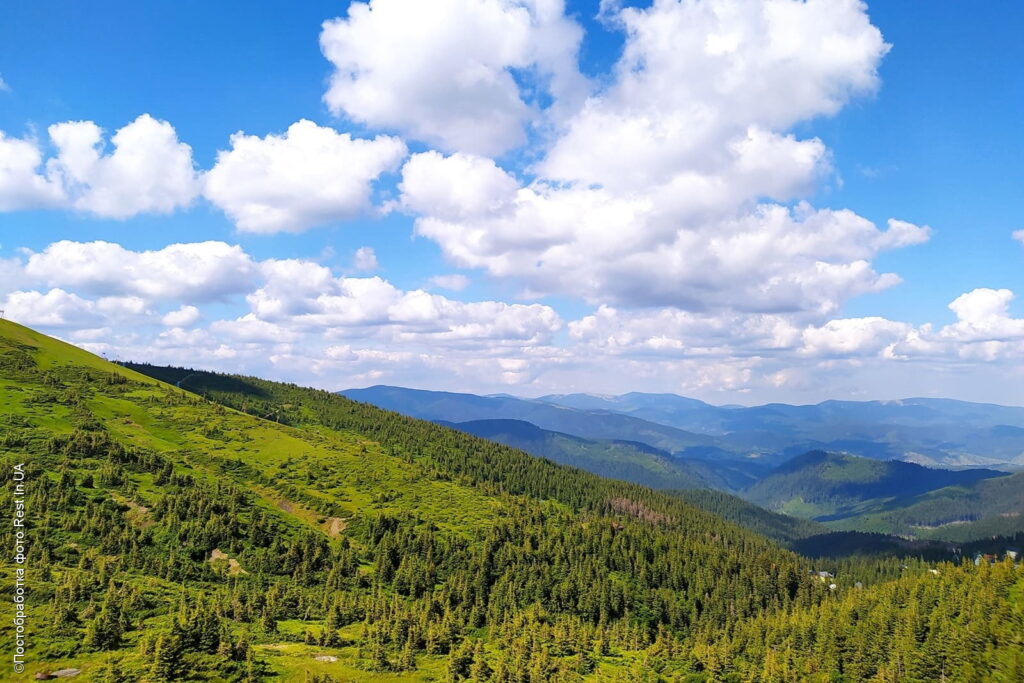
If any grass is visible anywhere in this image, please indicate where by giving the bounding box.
[0,319,521,676]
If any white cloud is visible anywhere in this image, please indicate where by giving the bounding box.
[401,151,520,220]
[393,1,923,318]
[320,0,586,155]
[800,317,915,358]
[0,75,9,92]
[428,274,470,291]
[352,246,378,271]
[46,114,200,218]
[24,240,258,301]
[942,288,1024,343]
[210,314,301,344]
[0,131,66,210]
[95,296,150,317]
[404,152,923,312]
[247,261,561,345]
[568,305,800,357]
[0,1,1014,402]
[162,305,201,328]
[203,120,406,233]
[5,237,1023,403]
[543,0,886,187]
[566,290,1024,368]
[1,289,102,328]
[2,240,566,389]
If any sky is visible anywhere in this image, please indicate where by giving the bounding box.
[1,0,1022,405]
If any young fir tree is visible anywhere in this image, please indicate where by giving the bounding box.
[83,582,124,651]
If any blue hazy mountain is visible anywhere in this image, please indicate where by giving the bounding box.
[341,385,1024,543]
[339,385,755,460]
[343,386,1024,468]
[441,418,765,492]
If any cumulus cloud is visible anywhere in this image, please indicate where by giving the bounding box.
[0,1,1014,401]
[320,0,586,155]
[404,151,924,312]
[800,317,915,358]
[4,239,1023,400]
[23,240,258,301]
[397,1,923,316]
[2,239,567,389]
[1,115,199,217]
[3,116,404,228]
[3,240,562,358]
[46,114,200,218]
[203,120,406,233]
[568,305,800,356]
[246,260,561,345]
[0,75,9,92]
[560,287,1024,398]
[210,314,302,344]
[942,289,1024,343]
[542,0,886,187]
[0,131,66,210]
[352,246,378,271]
[1013,229,1024,246]
[566,291,1024,369]
[1,289,102,328]
[162,305,201,328]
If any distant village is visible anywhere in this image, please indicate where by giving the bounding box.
[811,545,1021,591]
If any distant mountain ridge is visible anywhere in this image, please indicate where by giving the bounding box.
[537,392,1024,468]
[339,385,743,459]
[743,450,1008,521]
[442,418,763,492]
[341,385,1024,544]
[343,385,1024,469]
[828,469,1024,542]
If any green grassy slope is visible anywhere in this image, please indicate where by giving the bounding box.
[2,321,1021,681]
[0,321,817,680]
[122,359,1024,680]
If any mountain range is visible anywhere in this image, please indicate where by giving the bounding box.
[3,321,1022,679]
[342,385,1024,543]
[343,385,1024,469]
[440,418,765,492]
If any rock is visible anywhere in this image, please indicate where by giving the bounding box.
[51,670,81,678]
[313,655,338,662]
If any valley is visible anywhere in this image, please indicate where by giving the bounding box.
[342,385,1024,547]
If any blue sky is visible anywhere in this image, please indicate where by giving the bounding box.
[1,0,1022,404]
[807,2,1024,324]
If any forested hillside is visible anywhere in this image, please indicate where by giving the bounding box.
[339,385,733,459]
[744,451,1007,521]
[828,469,1024,541]
[1,320,1021,681]
[669,489,826,546]
[442,419,760,492]
[360,386,1024,469]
